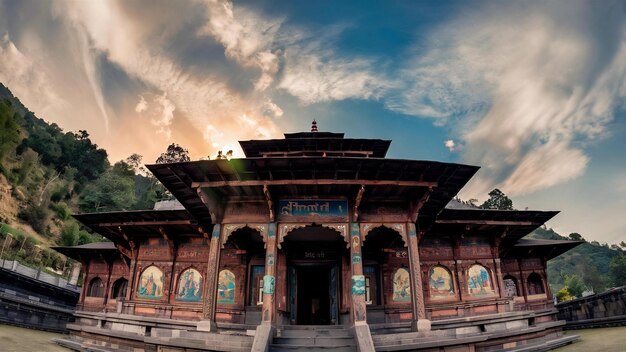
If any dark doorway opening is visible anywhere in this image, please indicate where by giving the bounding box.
[297,265,331,325]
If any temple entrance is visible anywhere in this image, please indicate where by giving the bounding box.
[283,224,345,325]
[293,264,336,325]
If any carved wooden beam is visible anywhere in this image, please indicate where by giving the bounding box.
[158,226,169,241]
[409,186,433,223]
[99,220,193,227]
[197,226,209,239]
[263,184,275,222]
[352,185,365,222]
[191,179,438,188]
[436,220,536,226]
[197,188,224,223]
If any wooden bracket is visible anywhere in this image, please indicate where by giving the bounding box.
[352,185,365,222]
[263,184,275,222]
[409,186,433,223]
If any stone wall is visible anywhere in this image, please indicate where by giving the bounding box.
[557,286,626,329]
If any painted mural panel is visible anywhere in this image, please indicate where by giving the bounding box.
[176,268,203,302]
[467,264,494,296]
[136,266,164,299]
[429,266,455,300]
[392,268,411,301]
[217,269,236,304]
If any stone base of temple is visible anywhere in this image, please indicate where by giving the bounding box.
[54,308,580,351]
[197,319,218,332]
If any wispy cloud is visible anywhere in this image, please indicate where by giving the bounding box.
[390,1,626,197]
[0,32,65,119]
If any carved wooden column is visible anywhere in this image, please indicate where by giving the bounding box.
[452,235,464,302]
[491,237,505,298]
[350,223,367,324]
[262,223,277,323]
[518,258,528,305]
[406,223,430,331]
[199,224,222,332]
[80,259,90,306]
[124,242,138,302]
[103,259,113,307]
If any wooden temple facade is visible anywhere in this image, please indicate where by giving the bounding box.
[54,125,582,351]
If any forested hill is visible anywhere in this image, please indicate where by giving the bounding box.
[528,226,624,296]
[0,83,166,272]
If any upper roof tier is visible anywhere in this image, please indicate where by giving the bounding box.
[239,124,391,158]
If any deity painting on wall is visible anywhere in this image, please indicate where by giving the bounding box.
[176,268,202,302]
[429,266,455,300]
[136,266,164,299]
[467,264,493,296]
[392,268,411,301]
[217,269,236,304]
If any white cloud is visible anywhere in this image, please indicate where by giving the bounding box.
[392,2,626,198]
[0,32,65,118]
[444,139,456,151]
[135,95,148,113]
[60,0,283,157]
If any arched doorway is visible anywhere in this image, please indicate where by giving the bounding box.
[282,224,347,325]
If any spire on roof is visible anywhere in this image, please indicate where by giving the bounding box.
[311,120,318,132]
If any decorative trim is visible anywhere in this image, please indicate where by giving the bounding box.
[320,223,349,248]
[277,223,308,249]
[359,222,408,247]
[221,223,268,248]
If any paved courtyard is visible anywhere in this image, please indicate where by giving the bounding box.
[0,323,625,351]
[554,326,626,352]
[0,324,69,352]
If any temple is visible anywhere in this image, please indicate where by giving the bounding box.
[53,122,583,351]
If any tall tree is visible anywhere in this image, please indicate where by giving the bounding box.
[479,188,514,210]
[609,254,626,287]
[155,143,190,164]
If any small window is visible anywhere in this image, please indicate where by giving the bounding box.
[257,278,264,305]
[527,273,545,295]
[249,266,264,306]
[88,277,104,297]
[111,278,128,299]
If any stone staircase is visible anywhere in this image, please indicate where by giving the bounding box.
[270,325,357,352]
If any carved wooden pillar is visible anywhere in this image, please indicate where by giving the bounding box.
[350,223,367,324]
[200,224,222,331]
[491,237,505,298]
[124,242,138,302]
[80,259,90,306]
[103,260,113,307]
[452,236,463,302]
[406,223,429,330]
[262,223,277,323]
[541,256,553,302]
[518,259,528,305]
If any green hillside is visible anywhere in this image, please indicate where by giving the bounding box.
[0,83,167,274]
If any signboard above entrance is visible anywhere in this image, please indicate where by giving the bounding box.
[278,199,348,222]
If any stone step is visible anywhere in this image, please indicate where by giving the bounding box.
[279,329,352,338]
[270,344,357,352]
[280,324,345,330]
[504,334,579,352]
[274,336,355,346]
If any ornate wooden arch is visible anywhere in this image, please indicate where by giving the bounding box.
[222,223,268,248]
[277,223,349,249]
[359,222,408,247]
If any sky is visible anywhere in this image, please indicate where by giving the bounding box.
[0,0,625,245]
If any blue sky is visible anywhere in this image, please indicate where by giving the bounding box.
[0,0,625,245]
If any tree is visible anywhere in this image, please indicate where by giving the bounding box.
[479,188,514,210]
[555,287,574,303]
[609,254,626,287]
[564,274,585,298]
[60,221,80,246]
[79,169,137,212]
[568,233,585,241]
[156,143,190,164]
